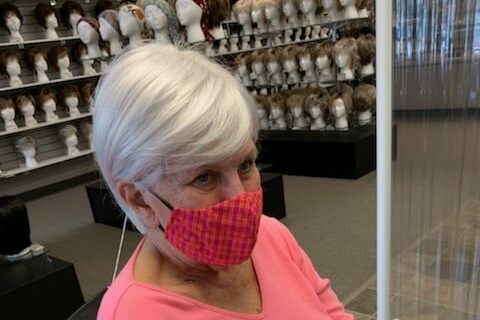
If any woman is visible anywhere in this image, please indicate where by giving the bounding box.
[94,43,352,319]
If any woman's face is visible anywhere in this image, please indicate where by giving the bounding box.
[154,139,261,211]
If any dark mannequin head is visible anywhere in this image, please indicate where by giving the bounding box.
[0,196,32,256]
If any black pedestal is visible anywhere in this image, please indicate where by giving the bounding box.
[0,255,84,320]
[258,125,376,179]
[86,172,286,231]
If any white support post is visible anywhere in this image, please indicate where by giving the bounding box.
[376,0,393,319]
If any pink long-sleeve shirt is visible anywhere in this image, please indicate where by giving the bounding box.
[97,215,353,320]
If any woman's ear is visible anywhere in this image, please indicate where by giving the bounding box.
[116,181,159,228]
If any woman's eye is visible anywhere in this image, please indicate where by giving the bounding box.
[195,173,211,184]
[239,160,253,174]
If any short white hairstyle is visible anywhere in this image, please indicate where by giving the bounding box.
[93,43,259,234]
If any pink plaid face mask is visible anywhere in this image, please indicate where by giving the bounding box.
[154,189,263,267]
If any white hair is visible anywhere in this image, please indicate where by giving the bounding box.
[93,43,259,234]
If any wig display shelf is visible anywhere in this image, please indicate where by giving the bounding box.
[0,112,92,137]
[247,73,376,93]
[258,125,376,179]
[0,36,81,49]
[207,17,374,58]
[1,149,93,179]
[0,255,84,320]
[0,72,102,93]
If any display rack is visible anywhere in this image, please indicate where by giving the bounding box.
[0,112,92,137]
[1,149,93,178]
[0,36,81,49]
[0,73,101,93]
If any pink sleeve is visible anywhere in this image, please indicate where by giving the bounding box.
[276,221,354,320]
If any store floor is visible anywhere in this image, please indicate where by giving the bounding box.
[26,171,377,305]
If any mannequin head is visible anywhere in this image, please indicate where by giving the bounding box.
[313,41,334,68]
[16,95,36,117]
[72,43,89,63]
[98,10,121,41]
[298,45,314,71]
[95,0,115,17]
[81,81,96,106]
[232,0,252,24]
[254,95,270,119]
[36,88,56,112]
[333,37,359,69]
[141,0,180,42]
[25,47,48,72]
[100,42,111,57]
[286,93,306,117]
[58,84,80,109]
[265,48,282,73]
[176,0,214,40]
[34,3,58,29]
[250,50,267,74]
[0,50,22,76]
[281,0,298,17]
[118,3,146,37]
[321,0,342,10]
[0,2,23,35]
[59,124,78,144]
[59,1,86,30]
[81,121,92,136]
[339,0,356,7]
[77,17,100,45]
[235,52,252,75]
[357,33,375,65]
[15,136,36,158]
[48,46,70,70]
[0,96,15,120]
[269,93,287,118]
[329,88,352,118]
[353,83,376,112]
[262,0,282,21]
[305,87,329,117]
[251,1,266,23]
[356,0,368,9]
[296,0,317,13]
[280,45,300,71]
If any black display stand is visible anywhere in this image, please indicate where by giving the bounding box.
[86,171,286,231]
[257,125,376,179]
[0,255,84,320]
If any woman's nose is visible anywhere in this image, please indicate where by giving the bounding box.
[221,171,246,200]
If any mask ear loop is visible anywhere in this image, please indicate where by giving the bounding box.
[112,215,128,283]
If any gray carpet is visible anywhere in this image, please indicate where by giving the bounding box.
[26,172,377,302]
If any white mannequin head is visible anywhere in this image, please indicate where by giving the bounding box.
[15,137,36,158]
[35,55,48,71]
[6,15,21,33]
[283,59,297,72]
[251,5,265,23]
[118,4,145,39]
[331,97,346,118]
[322,0,340,9]
[69,13,82,29]
[315,55,330,69]
[145,5,168,31]
[46,13,58,28]
[252,61,266,74]
[98,10,120,41]
[282,0,298,17]
[65,96,79,109]
[298,0,317,13]
[65,132,78,146]
[1,106,15,121]
[267,61,281,73]
[17,96,36,117]
[6,58,21,76]
[299,54,313,71]
[58,55,70,69]
[175,0,202,27]
[77,19,100,44]
[264,2,281,21]
[59,124,79,146]
[339,0,355,6]
[335,52,351,68]
[42,98,56,112]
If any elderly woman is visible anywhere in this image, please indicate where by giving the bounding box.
[95,43,352,319]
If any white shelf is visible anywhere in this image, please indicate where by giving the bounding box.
[0,36,80,48]
[0,73,102,93]
[208,17,374,58]
[0,112,93,137]
[1,149,94,178]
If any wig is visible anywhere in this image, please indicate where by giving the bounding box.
[353,83,376,112]
[0,2,23,34]
[34,3,57,29]
[59,1,86,28]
